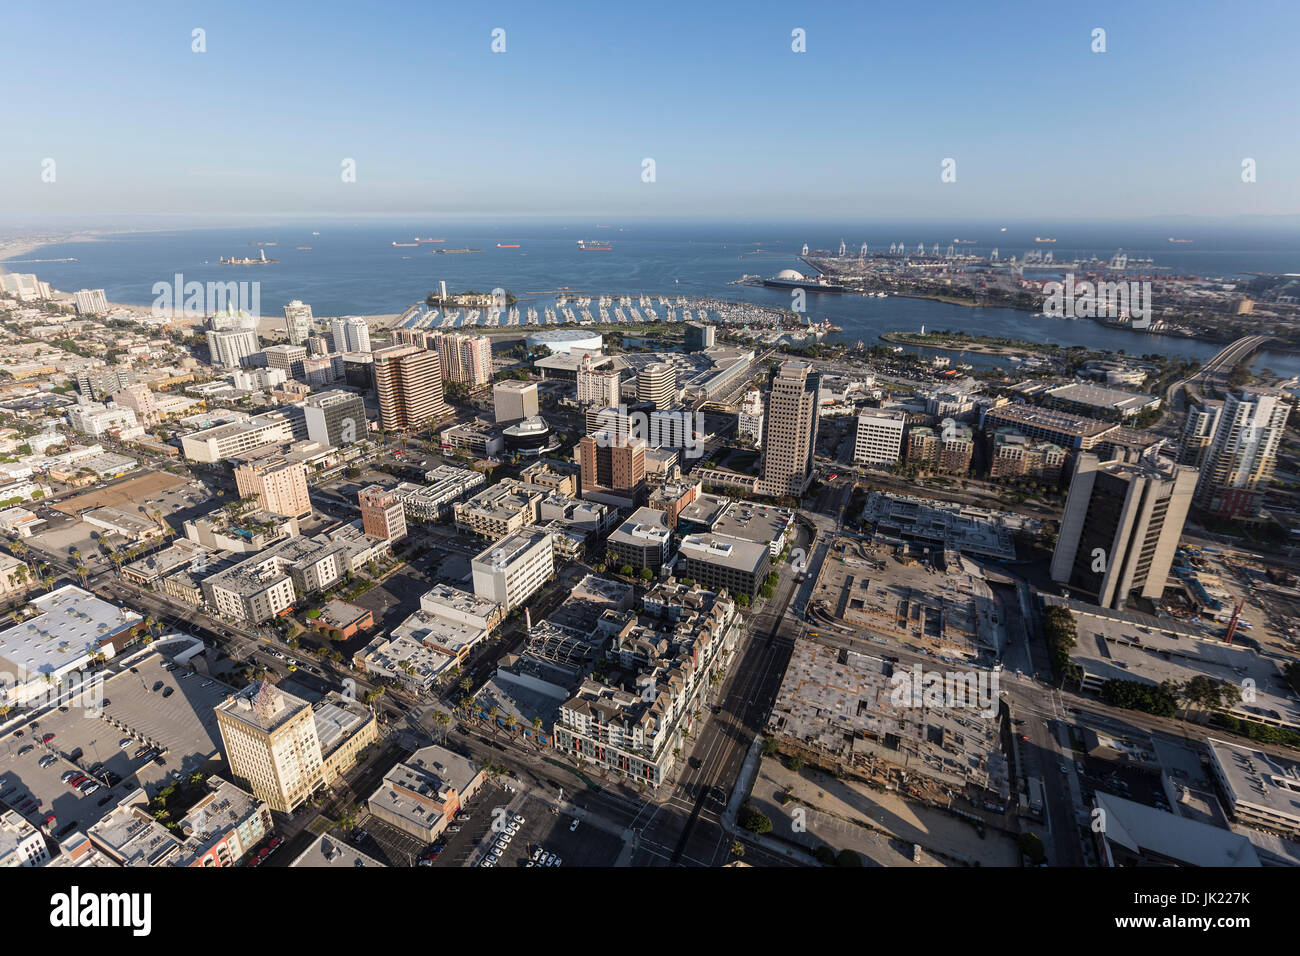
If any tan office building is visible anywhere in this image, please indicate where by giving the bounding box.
[373,345,450,431]
[215,683,324,814]
[760,362,820,498]
[233,455,312,519]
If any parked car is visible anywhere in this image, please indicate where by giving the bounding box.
[17,745,34,756]
[40,733,55,743]
[60,771,78,784]
[38,755,57,769]
[569,818,580,832]
[162,687,174,698]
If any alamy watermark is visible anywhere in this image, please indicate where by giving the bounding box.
[889,664,1000,718]
[1042,273,1151,328]
[595,404,705,459]
[152,273,261,319]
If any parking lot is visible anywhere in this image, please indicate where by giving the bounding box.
[458,785,623,869]
[0,649,236,839]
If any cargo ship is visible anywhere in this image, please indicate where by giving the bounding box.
[577,239,612,251]
[219,249,277,265]
[414,237,445,243]
[392,241,418,247]
[1168,237,1194,243]
[435,248,483,254]
[1034,237,1057,243]
[497,243,521,248]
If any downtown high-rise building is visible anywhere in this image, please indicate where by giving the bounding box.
[206,327,259,368]
[264,343,308,380]
[433,332,493,387]
[301,389,368,447]
[759,361,820,498]
[233,455,312,519]
[1050,452,1197,610]
[1176,400,1223,469]
[1190,388,1293,519]
[637,363,677,409]
[215,682,324,814]
[578,432,646,507]
[331,316,372,354]
[373,345,450,431]
[283,300,314,345]
[577,353,621,408]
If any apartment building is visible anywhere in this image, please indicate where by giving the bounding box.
[989,427,1067,483]
[233,455,312,519]
[576,354,621,408]
[453,479,545,538]
[331,316,372,354]
[554,584,739,786]
[1192,388,1293,519]
[215,682,324,814]
[433,332,493,386]
[905,420,973,473]
[283,299,314,345]
[577,432,646,508]
[390,465,486,521]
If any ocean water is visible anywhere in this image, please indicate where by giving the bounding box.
[7,220,1299,377]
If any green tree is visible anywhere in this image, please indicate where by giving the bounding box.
[739,804,772,835]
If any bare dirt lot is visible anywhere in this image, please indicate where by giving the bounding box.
[52,471,189,517]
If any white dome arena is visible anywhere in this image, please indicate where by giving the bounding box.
[774,268,805,280]
[525,329,604,355]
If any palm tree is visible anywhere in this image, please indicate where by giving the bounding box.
[487,705,500,733]
[431,710,451,745]
[531,716,543,746]
[505,714,518,737]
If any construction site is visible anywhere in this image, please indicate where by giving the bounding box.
[806,534,1003,663]
[765,637,1011,812]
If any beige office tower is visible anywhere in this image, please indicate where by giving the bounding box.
[637,363,677,409]
[1050,452,1197,610]
[373,345,450,431]
[759,362,820,498]
[493,380,539,423]
[215,682,324,813]
[283,300,314,345]
[233,455,312,518]
[434,332,494,386]
[1192,388,1293,519]
[577,354,621,408]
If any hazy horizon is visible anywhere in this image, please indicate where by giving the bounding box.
[4,0,1299,222]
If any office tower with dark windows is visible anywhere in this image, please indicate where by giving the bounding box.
[1050,452,1196,610]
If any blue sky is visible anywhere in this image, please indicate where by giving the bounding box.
[3,0,1298,223]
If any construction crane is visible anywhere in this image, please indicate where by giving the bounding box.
[1223,596,1247,644]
